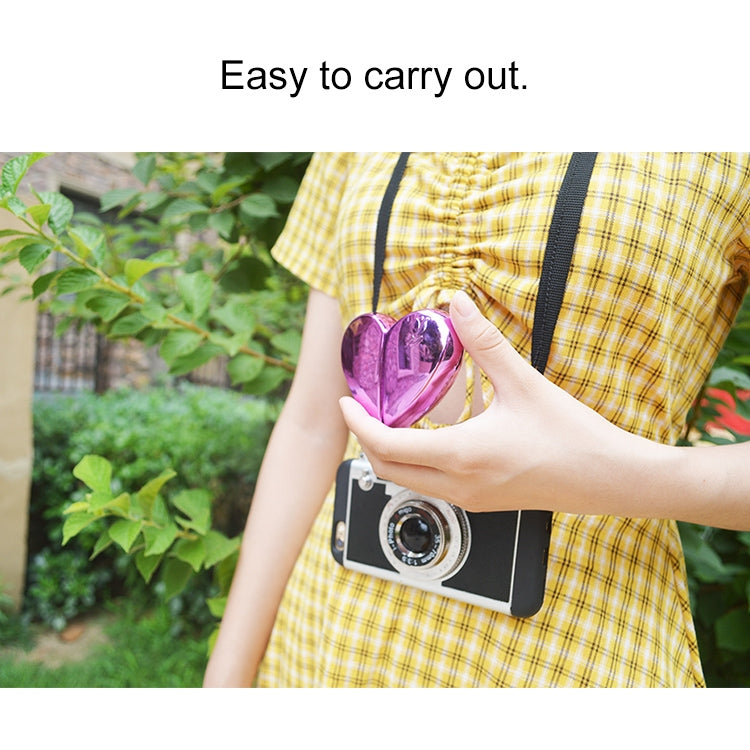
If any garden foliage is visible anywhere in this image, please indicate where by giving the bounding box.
[26,385,275,634]
[676,294,750,686]
[1,152,309,644]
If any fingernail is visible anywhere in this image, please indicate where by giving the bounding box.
[452,290,477,318]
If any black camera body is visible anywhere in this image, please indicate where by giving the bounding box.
[332,456,550,617]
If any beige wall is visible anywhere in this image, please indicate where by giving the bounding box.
[0,154,141,611]
[0,252,36,609]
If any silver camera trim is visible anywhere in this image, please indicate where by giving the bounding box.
[336,455,547,617]
[378,489,471,581]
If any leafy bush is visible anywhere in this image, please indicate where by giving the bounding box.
[24,548,111,632]
[678,292,750,686]
[27,384,275,632]
[32,384,275,538]
[0,152,310,396]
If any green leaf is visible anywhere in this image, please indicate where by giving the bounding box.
[160,329,204,364]
[162,558,193,600]
[211,298,256,334]
[31,270,60,298]
[206,596,227,618]
[124,256,177,286]
[152,495,170,527]
[177,270,213,320]
[214,550,240,595]
[135,550,161,584]
[709,366,750,391]
[107,492,131,514]
[90,530,114,560]
[136,468,177,511]
[254,152,293,172]
[87,490,117,512]
[242,366,289,395]
[163,198,210,222]
[682,528,735,584]
[196,169,220,194]
[210,175,247,203]
[0,235,41,254]
[85,291,131,322]
[715,609,750,653]
[100,188,140,213]
[167,342,223,376]
[227,353,264,385]
[133,154,157,186]
[172,537,206,573]
[56,268,100,294]
[204,530,240,568]
[108,518,143,553]
[1,153,46,195]
[140,301,169,323]
[68,225,107,266]
[3,195,27,216]
[109,312,150,337]
[139,191,169,212]
[142,522,179,556]
[271,329,302,361]
[219,256,270,293]
[172,489,211,535]
[27,203,51,226]
[239,193,279,222]
[62,512,99,545]
[209,331,248,357]
[207,211,235,239]
[86,490,128,514]
[37,191,74,233]
[263,174,300,204]
[18,242,52,273]
[73,455,112,493]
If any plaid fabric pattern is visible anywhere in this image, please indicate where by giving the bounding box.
[256,152,750,687]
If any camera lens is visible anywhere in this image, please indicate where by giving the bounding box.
[380,492,471,581]
[399,516,433,555]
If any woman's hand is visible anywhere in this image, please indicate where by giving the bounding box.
[339,291,672,518]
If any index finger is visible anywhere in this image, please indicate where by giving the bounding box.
[338,396,457,470]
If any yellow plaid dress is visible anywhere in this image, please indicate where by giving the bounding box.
[256,152,750,687]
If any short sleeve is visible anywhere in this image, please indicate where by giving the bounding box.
[271,152,352,297]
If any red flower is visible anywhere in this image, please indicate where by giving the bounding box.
[703,388,750,436]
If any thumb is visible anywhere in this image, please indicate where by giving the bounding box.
[449,291,532,391]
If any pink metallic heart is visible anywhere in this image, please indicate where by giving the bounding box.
[341,309,464,428]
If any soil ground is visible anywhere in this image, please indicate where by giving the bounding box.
[1,613,112,669]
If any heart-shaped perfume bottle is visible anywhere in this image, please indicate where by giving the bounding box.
[341,309,464,428]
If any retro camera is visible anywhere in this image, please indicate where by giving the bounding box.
[332,455,550,617]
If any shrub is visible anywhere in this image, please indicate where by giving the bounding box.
[677,292,750,686]
[27,383,276,631]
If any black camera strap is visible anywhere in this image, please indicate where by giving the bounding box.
[372,151,411,312]
[373,151,598,376]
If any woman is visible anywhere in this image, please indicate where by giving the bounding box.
[204,152,750,687]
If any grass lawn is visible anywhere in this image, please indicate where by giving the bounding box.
[0,602,208,688]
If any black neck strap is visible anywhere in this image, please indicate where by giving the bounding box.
[373,152,597,375]
[373,151,410,312]
[530,152,597,373]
